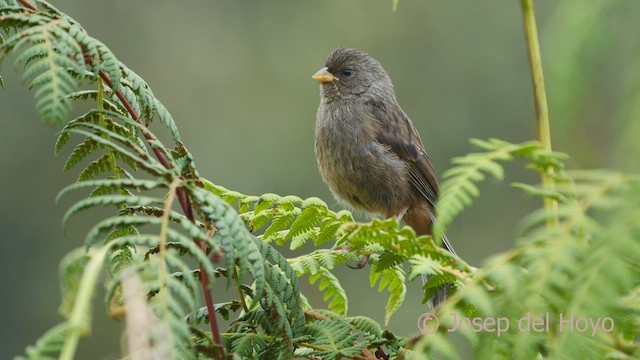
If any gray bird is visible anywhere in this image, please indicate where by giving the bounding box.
[312,47,455,308]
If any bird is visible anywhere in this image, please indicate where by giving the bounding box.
[312,47,456,308]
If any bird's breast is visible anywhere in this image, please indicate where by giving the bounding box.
[314,102,410,216]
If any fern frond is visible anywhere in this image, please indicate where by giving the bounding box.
[62,194,163,231]
[302,319,365,360]
[84,216,161,247]
[286,203,323,250]
[346,315,383,339]
[75,153,115,181]
[288,249,355,275]
[82,38,120,90]
[106,243,134,279]
[118,253,197,355]
[189,188,266,302]
[373,252,405,271]
[62,138,98,171]
[15,323,71,360]
[262,210,298,243]
[408,255,468,304]
[0,11,85,125]
[370,265,406,326]
[309,268,348,315]
[58,248,90,318]
[66,89,126,114]
[56,178,163,203]
[416,170,640,359]
[187,301,243,324]
[152,96,180,141]
[433,139,542,241]
[66,128,168,176]
[255,238,306,338]
[228,333,268,358]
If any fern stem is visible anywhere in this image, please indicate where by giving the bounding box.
[18,0,37,11]
[97,77,123,181]
[520,0,559,225]
[59,246,109,360]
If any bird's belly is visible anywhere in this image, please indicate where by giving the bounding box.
[315,135,409,217]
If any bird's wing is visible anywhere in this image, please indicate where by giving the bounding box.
[365,99,439,208]
[365,99,456,254]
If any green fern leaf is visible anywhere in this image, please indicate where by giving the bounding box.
[76,153,113,180]
[152,97,181,141]
[288,249,354,276]
[56,178,163,203]
[229,333,267,357]
[262,211,297,243]
[15,323,71,360]
[303,319,364,360]
[106,243,134,278]
[66,90,126,114]
[256,238,306,338]
[54,116,94,156]
[63,138,98,171]
[4,20,84,125]
[434,139,541,241]
[309,268,348,315]
[346,315,383,338]
[67,128,167,176]
[373,252,405,271]
[58,248,90,318]
[315,216,344,246]
[63,194,162,231]
[287,205,322,250]
[370,265,406,326]
[85,215,161,247]
[189,188,268,311]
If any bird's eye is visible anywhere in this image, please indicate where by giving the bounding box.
[342,69,354,77]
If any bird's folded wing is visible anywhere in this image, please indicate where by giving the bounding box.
[366,99,456,254]
[365,99,439,208]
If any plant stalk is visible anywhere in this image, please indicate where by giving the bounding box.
[96,71,223,347]
[59,247,109,360]
[520,0,559,224]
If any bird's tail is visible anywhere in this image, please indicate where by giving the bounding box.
[424,213,455,310]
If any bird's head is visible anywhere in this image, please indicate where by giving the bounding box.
[312,47,394,102]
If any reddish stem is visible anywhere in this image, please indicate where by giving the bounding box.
[98,72,223,346]
[18,0,37,11]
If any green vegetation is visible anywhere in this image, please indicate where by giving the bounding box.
[1,0,638,359]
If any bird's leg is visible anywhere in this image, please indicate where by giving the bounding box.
[395,206,409,222]
[334,246,369,269]
[346,257,369,269]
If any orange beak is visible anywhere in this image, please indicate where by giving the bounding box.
[312,67,337,83]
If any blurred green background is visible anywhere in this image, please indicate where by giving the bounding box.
[1,0,638,358]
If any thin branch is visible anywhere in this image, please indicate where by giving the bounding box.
[18,0,37,11]
[96,68,223,347]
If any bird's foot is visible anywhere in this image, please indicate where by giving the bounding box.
[346,254,370,269]
[332,246,369,269]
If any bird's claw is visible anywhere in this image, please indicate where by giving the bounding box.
[347,254,370,269]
